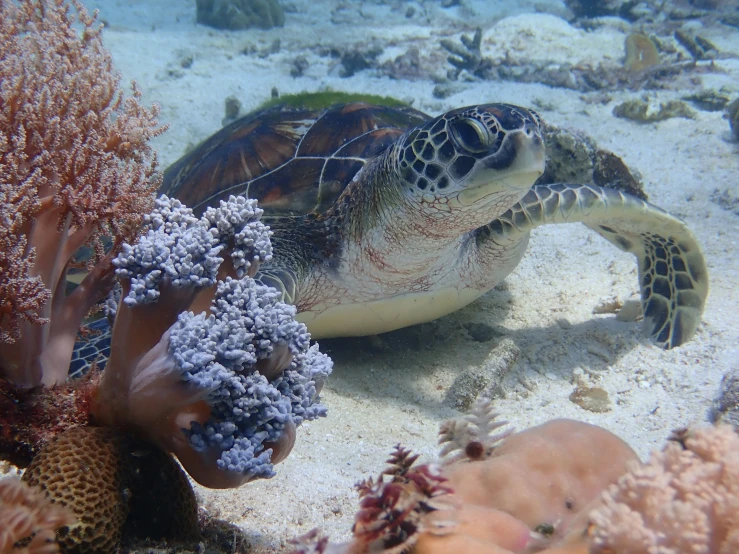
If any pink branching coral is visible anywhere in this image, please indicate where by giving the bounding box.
[588,424,739,554]
[0,0,166,387]
[0,476,75,554]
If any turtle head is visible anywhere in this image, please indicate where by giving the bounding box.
[398,104,545,215]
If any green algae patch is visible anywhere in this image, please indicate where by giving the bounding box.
[256,91,411,112]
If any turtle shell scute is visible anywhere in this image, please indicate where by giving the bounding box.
[160,102,429,217]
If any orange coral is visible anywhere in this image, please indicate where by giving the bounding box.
[441,418,638,544]
[0,0,166,387]
[0,476,74,554]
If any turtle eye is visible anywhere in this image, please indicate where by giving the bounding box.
[450,118,490,154]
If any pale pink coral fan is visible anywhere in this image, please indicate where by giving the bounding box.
[0,0,166,387]
[0,476,75,554]
[588,424,739,554]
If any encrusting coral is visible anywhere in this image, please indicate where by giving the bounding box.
[291,399,739,554]
[0,476,74,554]
[439,415,639,547]
[196,0,285,30]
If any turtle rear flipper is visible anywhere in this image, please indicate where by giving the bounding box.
[485,183,708,349]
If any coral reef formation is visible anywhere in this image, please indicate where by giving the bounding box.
[440,28,495,81]
[431,402,638,550]
[196,0,285,30]
[624,33,660,73]
[433,12,721,93]
[440,417,638,548]
[0,476,74,554]
[613,98,696,123]
[565,0,634,19]
[539,125,647,201]
[0,375,96,467]
[290,399,739,554]
[0,0,330,489]
[711,368,739,426]
[728,97,739,141]
[0,0,166,388]
[289,400,637,553]
[0,2,332,550]
[22,426,199,553]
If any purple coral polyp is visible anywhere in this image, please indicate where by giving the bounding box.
[204,195,273,278]
[98,194,331,487]
[171,278,330,480]
[113,196,223,305]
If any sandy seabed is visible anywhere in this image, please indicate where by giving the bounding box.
[83,0,739,551]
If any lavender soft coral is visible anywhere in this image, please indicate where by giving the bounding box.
[92,195,331,488]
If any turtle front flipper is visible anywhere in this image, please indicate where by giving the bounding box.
[70,318,113,378]
[253,260,304,306]
[485,183,708,349]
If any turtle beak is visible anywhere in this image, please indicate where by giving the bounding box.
[458,125,545,206]
[504,123,545,185]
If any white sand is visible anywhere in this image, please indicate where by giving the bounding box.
[86,1,738,551]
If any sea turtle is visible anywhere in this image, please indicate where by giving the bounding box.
[159,94,707,347]
[71,95,708,373]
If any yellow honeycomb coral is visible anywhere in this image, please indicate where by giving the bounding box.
[21,426,199,553]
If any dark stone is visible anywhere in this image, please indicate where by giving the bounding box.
[196,0,285,30]
[464,322,500,342]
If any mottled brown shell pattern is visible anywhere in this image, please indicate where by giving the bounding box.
[161,102,429,217]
